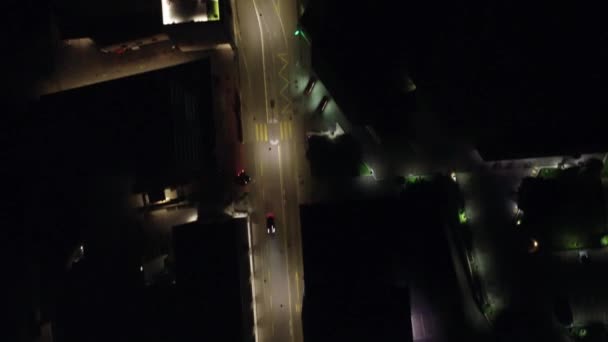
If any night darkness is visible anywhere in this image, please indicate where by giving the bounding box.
[6,0,608,341]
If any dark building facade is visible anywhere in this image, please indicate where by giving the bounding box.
[172,218,254,341]
[300,198,413,342]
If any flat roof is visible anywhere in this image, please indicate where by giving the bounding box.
[300,198,413,342]
[302,0,608,163]
[161,0,221,25]
[299,174,485,340]
[301,1,416,130]
[476,123,608,161]
[53,0,162,43]
[172,218,252,341]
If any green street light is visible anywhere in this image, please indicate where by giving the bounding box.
[294,29,301,36]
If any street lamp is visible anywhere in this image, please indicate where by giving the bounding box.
[529,238,539,253]
[450,172,457,182]
[458,209,468,224]
[514,208,523,226]
[294,27,311,44]
[578,328,588,338]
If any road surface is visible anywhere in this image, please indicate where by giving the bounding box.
[233,0,304,341]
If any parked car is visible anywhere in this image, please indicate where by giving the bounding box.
[304,77,317,95]
[317,96,330,113]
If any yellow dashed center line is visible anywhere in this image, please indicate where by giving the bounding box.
[256,123,260,141]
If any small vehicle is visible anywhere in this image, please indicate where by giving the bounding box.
[236,170,251,185]
[318,96,330,113]
[304,77,317,95]
[266,213,276,235]
[66,244,85,270]
[73,245,84,264]
[579,251,590,264]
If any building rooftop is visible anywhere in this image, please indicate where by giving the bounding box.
[52,0,162,43]
[301,0,608,161]
[172,218,253,341]
[475,114,608,161]
[300,198,413,342]
[52,0,227,46]
[35,58,215,192]
[161,0,221,25]
[299,184,478,341]
[300,1,416,132]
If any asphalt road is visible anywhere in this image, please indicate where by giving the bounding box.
[233,0,304,341]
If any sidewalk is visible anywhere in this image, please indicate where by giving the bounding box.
[210,46,244,204]
[458,171,513,319]
[290,36,397,182]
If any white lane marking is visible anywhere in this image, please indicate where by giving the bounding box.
[271,0,288,48]
[246,217,260,342]
[277,144,295,340]
[251,0,270,123]
[235,29,253,98]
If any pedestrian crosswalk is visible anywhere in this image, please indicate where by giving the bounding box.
[255,123,268,141]
[279,121,293,140]
[254,121,294,142]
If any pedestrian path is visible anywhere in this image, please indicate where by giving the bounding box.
[255,123,268,142]
[254,122,294,142]
[279,121,294,140]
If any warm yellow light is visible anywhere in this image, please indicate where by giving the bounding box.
[528,238,539,253]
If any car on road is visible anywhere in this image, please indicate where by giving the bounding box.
[236,170,251,185]
[317,96,330,113]
[304,77,317,95]
[266,213,276,235]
